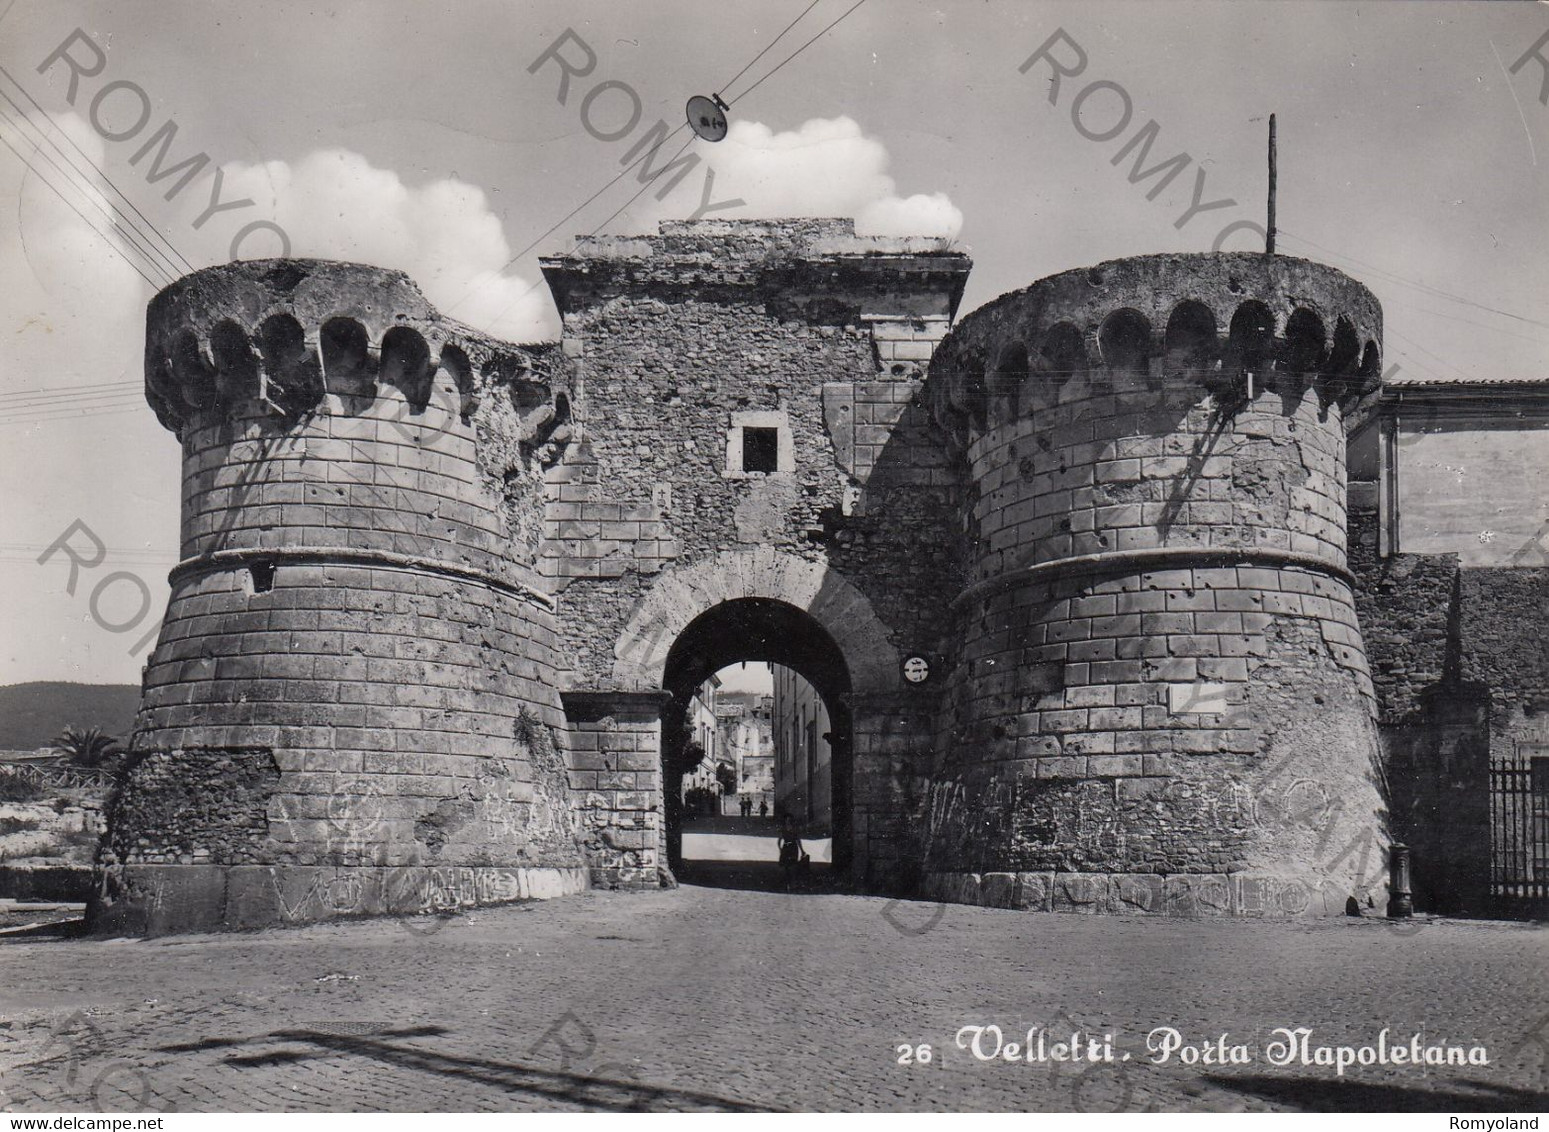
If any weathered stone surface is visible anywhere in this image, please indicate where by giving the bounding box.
[103,227,1406,930]
[1014,871,1054,911]
[918,870,1348,918]
[1111,873,1165,915]
[89,863,586,937]
[920,253,1389,912]
[1052,872,1110,914]
[0,864,94,903]
[1165,874,1234,917]
[978,871,1018,908]
[99,259,586,934]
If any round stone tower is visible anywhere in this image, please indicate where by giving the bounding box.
[92,259,586,934]
[921,252,1389,916]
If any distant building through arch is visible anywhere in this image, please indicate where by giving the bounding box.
[93,220,1549,933]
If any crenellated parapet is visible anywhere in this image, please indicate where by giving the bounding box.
[143,259,560,435]
[920,251,1391,914]
[94,259,589,935]
[925,252,1383,453]
[926,252,1386,589]
[95,228,1407,930]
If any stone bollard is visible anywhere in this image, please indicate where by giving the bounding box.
[1387,843,1414,919]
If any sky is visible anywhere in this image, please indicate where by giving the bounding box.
[1,0,1546,686]
[715,663,775,697]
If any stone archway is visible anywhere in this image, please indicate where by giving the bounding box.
[612,548,899,694]
[609,549,907,886]
[659,597,854,878]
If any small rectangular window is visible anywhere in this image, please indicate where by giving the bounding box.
[742,427,779,474]
[249,561,276,594]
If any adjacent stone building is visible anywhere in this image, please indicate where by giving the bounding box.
[679,675,722,800]
[716,690,774,815]
[1348,379,1549,915]
[772,666,833,833]
[92,217,1543,933]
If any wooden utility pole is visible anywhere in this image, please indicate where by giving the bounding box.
[1267,113,1277,254]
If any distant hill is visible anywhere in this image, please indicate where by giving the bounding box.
[0,683,139,751]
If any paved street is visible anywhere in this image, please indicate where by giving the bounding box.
[0,886,1545,1113]
[681,814,834,864]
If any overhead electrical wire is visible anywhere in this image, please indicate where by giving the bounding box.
[0,106,179,288]
[716,0,826,99]
[0,379,142,402]
[725,0,868,106]
[0,59,194,277]
[461,0,868,331]
[0,123,164,290]
[1279,229,1549,333]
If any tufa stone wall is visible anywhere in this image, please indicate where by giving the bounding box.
[102,224,1464,928]
[540,219,970,884]
[918,253,1391,914]
[101,747,281,866]
[95,260,587,934]
[1347,501,1457,722]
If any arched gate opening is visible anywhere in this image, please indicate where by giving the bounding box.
[660,598,853,885]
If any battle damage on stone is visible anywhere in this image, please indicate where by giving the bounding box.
[3,4,1547,1118]
[86,218,1535,935]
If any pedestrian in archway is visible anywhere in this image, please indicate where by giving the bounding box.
[777,814,808,892]
[759,799,768,819]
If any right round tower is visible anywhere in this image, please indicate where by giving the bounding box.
[923,252,1388,916]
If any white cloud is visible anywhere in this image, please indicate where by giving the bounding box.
[625,115,964,239]
[2,111,150,373]
[4,137,558,355]
[0,131,558,685]
[215,149,555,341]
[5,120,958,371]
[0,111,173,685]
[0,117,959,683]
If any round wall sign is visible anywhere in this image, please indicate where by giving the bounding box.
[902,655,931,684]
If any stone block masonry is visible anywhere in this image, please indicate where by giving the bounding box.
[102,223,1421,930]
[918,253,1391,910]
[539,219,971,886]
[94,260,587,935]
[561,690,671,890]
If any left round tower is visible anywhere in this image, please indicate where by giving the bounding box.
[91,259,586,935]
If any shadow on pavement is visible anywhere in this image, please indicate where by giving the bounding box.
[159,1025,449,1055]
[203,1026,771,1112]
[679,814,781,836]
[1202,1073,1549,1112]
[0,917,86,940]
[674,859,838,894]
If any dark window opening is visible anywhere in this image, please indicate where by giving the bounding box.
[249,561,276,594]
[742,427,779,474]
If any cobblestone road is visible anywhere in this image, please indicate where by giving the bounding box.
[1,886,1546,1113]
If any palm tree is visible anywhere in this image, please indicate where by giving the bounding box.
[50,726,122,768]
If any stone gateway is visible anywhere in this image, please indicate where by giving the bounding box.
[93,219,1401,933]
